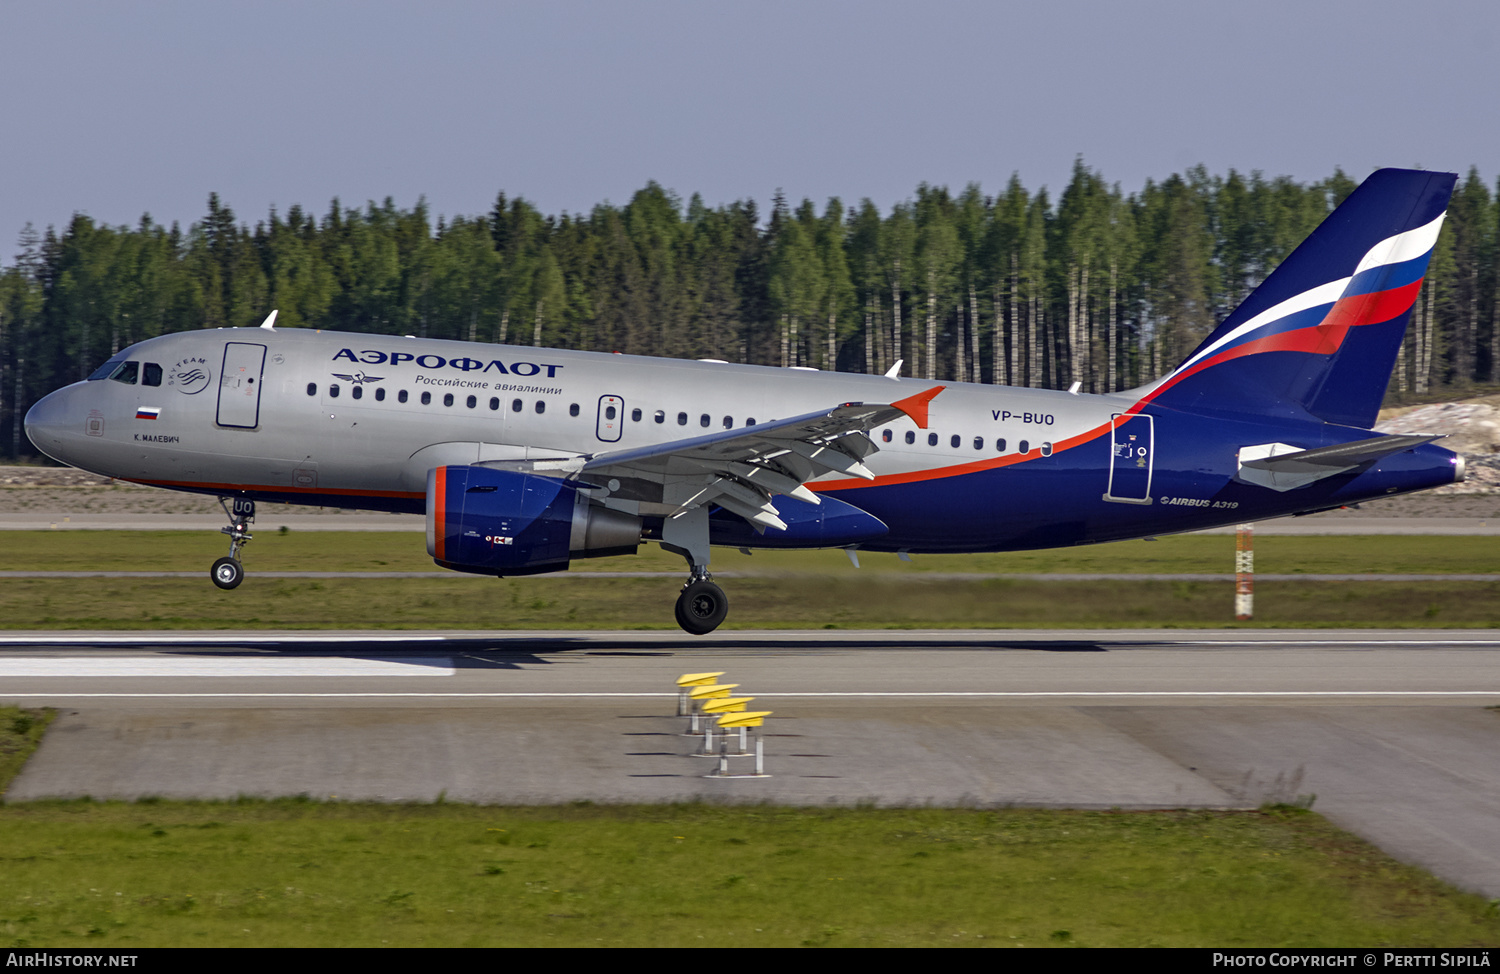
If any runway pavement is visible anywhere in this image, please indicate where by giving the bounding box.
[3,629,1500,897]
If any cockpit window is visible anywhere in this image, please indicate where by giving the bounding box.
[87,355,128,381]
[142,363,163,387]
[108,361,139,385]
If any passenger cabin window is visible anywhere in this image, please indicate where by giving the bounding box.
[996,438,1006,452]
[569,403,580,417]
[489,398,499,410]
[328,384,339,398]
[700,414,710,428]
[306,383,317,396]
[466,395,476,409]
[1040,442,1053,457]
[398,390,409,403]
[1019,439,1030,454]
[109,361,139,385]
[950,434,960,449]
[722,416,732,429]
[973,436,983,450]
[375,388,386,402]
[142,363,162,387]
[443,393,454,407]
[351,385,363,400]
[905,431,915,445]
[927,432,938,447]
[677,412,688,426]
[535,401,545,414]
[632,408,642,422]
[882,429,892,443]
[654,410,665,424]
[511,399,522,413]
[605,405,617,420]
[745,417,755,426]
[421,391,431,405]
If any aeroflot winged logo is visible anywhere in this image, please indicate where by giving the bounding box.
[168,356,211,394]
[332,348,564,378]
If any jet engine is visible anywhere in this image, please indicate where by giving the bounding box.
[426,465,641,576]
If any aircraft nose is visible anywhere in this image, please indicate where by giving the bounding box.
[24,386,83,463]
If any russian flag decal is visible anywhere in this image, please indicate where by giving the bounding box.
[136,407,161,420]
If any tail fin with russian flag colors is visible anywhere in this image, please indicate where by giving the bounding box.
[1136,168,1456,429]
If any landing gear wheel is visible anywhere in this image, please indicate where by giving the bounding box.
[675,579,728,635]
[211,556,244,590]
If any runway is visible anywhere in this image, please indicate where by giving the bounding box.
[4,628,1500,898]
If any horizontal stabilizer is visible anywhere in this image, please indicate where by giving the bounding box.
[1240,434,1442,473]
[1237,434,1442,492]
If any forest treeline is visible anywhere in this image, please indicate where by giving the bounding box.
[1,160,1497,458]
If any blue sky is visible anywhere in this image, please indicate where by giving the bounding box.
[2,0,1495,253]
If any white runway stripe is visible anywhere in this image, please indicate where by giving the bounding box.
[0,657,454,677]
[1,690,1497,699]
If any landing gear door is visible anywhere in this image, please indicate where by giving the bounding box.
[1103,412,1153,505]
[217,342,267,429]
[596,395,624,442]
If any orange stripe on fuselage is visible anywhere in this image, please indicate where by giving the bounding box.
[812,417,1119,492]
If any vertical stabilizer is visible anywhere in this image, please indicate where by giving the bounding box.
[1136,168,1456,428]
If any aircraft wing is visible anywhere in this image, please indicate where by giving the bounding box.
[573,386,944,530]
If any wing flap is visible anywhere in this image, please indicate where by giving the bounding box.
[579,389,945,527]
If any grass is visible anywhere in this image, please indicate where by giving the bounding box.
[2,531,1500,575]
[0,530,1496,633]
[0,707,55,798]
[0,801,1495,948]
[0,575,1496,630]
[2,531,1500,629]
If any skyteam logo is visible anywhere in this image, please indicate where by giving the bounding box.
[168,356,211,395]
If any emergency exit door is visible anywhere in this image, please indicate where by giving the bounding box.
[596,395,624,442]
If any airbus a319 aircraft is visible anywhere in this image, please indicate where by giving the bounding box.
[25,168,1462,633]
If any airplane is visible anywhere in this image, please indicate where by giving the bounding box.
[24,168,1462,633]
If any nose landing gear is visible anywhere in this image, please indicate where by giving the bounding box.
[211,496,254,590]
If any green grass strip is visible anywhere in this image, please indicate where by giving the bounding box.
[0,801,1496,947]
[0,576,1497,629]
[0,707,56,798]
[1,531,1499,575]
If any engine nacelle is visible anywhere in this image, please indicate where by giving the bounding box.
[426,465,641,576]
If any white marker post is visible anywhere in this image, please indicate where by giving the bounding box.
[1235,523,1254,621]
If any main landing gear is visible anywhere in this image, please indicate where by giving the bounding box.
[675,571,728,636]
[211,496,255,590]
[661,506,729,635]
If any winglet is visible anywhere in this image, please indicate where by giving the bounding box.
[890,385,944,429]
[259,309,279,330]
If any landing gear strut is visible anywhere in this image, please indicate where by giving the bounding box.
[662,506,728,634]
[212,496,254,590]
